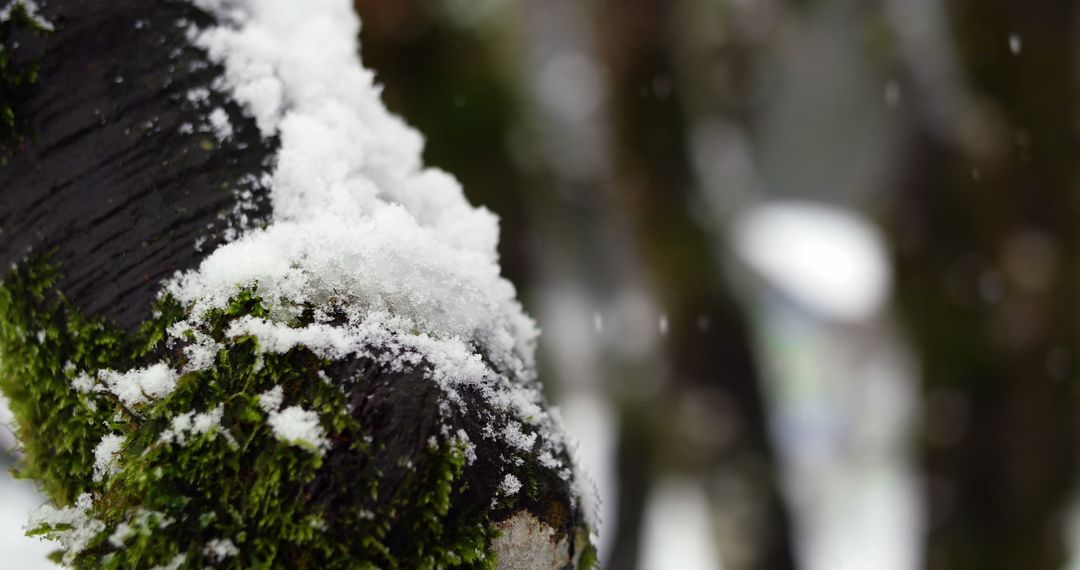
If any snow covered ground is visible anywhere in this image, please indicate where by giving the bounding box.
[0,396,53,569]
[0,475,53,570]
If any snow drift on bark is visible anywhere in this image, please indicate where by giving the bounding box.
[163,0,594,523]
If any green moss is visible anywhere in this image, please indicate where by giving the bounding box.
[576,540,599,570]
[0,1,50,159]
[0,258,515,569]
[0,259,178,502]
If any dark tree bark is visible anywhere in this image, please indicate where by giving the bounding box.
[0,0,273,330]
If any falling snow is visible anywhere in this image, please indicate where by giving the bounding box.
[1009,34,1022,55]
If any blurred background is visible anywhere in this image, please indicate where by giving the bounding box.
[4,0,1080,568]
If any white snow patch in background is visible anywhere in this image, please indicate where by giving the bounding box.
[640,478,724,570]
[0,473,52,569]
[558,394,614,561]
[92,434,125,482]
[0,395,49,567]
[98,363,179,407]
[1065,491,1080,570]
[267,406,328,454]
[740,235,920,570]
[0,393,16,452]
[734,200,891,322]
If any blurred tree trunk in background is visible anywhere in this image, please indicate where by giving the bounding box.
[887,0,1080,568]
[357,1,794,568]
[595,1,794,569]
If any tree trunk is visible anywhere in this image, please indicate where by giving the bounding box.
[596,1,795,568]
[887,0,1080,568]
[0,1,593,568]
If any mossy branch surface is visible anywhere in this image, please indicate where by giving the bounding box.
[1,258,593,569]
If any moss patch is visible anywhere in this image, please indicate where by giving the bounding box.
[0,258,527,568]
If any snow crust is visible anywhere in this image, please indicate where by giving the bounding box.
[157,0,577,493]
[0,393,15,452]
[171,0,536,382]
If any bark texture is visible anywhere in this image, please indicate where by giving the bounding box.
[0,0,273,330]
